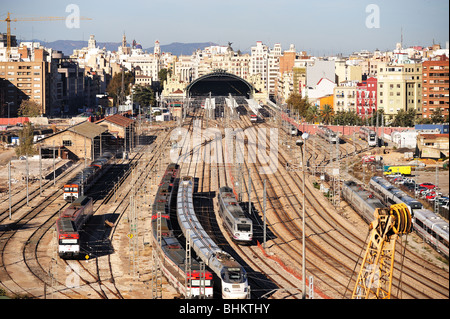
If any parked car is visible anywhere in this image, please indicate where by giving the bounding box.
[420,183,436,189]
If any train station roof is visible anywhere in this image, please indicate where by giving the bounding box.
[68,121,108,139]
[186,69,255,98]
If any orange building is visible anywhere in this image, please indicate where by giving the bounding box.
[422,55,449,119]
[319,95,334,110]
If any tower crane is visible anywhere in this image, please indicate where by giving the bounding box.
[1,11,92,55]
[352,203,412,299]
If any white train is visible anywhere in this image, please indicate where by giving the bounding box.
[369,176,423,215]
[413,209,449,257]
[359,127,377,147]
[368,176,449,258]
[218,186,253,244]
[177,176,249,299]
[317,125,337,143]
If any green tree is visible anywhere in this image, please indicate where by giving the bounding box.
[320,104,334,125]
[17,100,42,117]
[430,108,444,124]
[286,93,310,117]
[158,68,172,90]
[305,104,320,123]
[133,85,155,107]
[391,109,416,127]
[15,122,36,157]
[106,71,135,106]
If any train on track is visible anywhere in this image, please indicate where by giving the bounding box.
[248,110,259,123]
[56,196,94,259]
[359,127,377,147]
[177,176,249,299]
[317,125,337,143]
[344,177,449,258]
[218,186,253,244]
[369,176,423,215]
[151,164,214,299]
[63,152,114,202]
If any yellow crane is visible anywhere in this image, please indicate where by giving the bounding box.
[2,11,92,55]
[352,203,412,299]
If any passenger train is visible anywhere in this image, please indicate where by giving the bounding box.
[369,176,423,215]
[248,110,258,123]
[351,176,449,258]
[56,196,94,259]
[63,152,114,202]
[317,125,337,143]
[151,164,214,299]
[359,127,377,147]
[218,186,253,244]
[177,176,249,299]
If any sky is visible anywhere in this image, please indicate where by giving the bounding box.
[2,0,449,55]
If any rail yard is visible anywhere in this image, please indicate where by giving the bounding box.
[0,97,448,300]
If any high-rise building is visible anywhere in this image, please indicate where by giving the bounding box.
[422,55,449,119]
[0,45,50,116]
[250,41,269,90]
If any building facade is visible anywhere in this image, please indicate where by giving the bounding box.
[377,62,423,118]
[422,55,449,119]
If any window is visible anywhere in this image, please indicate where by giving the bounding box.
[63,140,72,146]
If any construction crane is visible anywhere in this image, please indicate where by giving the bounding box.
[2,11,92,55]
[352,203,412,299]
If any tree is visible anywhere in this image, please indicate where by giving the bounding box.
[106,71,135,106]
[15,121,36,157]
[391,109,416,127]
[158,68,172,91]
[17,100,42,117]
[286,93,310,117]
[133,85,155,107]
[305,104,320,123]
[430,108,444,124]
[320,104,334,125]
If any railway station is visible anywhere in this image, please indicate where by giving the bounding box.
[0,89,448,301]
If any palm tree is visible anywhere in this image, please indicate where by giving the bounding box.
[305,105,320,123]
[321,104,334,125]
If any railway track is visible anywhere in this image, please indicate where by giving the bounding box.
[232,113,448,299]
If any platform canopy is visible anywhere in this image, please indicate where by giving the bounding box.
[186,69,254,98]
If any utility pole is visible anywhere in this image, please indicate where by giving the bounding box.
[8,161,11,220]
[185,229,192,298]
[263,179,267,249]
[39,144,42,196]
[248,168,252,216]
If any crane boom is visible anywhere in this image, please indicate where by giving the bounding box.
[352,203,412,299]
[2,12,92,55]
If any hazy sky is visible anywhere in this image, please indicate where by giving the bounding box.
[2,0,449,55]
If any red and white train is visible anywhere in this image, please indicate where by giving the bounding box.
[56,196,94,259]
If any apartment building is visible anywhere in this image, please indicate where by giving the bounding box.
[377,62,423,118]
[0,46,50,116]
[356,77,377,117]
[250,41,269,91]
[422,55,449,119]
[267,43,282,97]
[333,81,357,112]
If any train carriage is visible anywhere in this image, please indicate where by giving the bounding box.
[177,176,249,299]
[151,165,214,299]
[359,127,377,147]
[56,196,94,259]
[218,186,253,244]
[63,153,114,202]
[413,209,449,257]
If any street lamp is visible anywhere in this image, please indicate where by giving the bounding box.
[296,132,309,299]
